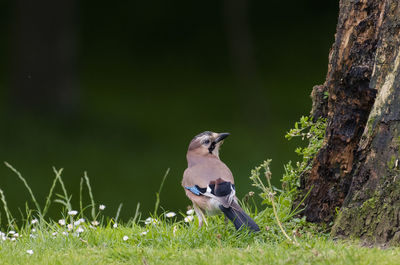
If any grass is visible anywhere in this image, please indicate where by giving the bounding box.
[0,163,399,264]
[0,220,399,265]
[0,117,399,264]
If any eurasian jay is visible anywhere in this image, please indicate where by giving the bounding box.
[182,131,260,232]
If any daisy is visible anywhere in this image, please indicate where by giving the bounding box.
[123,235,129,241]
[68,210,78,216]
[99,204,106,210]
[165,212,176,218]
[184,216,194,222]
[145,217,158,225]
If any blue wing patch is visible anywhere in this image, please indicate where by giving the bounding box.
[185,186,202,196]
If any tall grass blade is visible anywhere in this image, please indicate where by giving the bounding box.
[0,188,14,228]
[4,162,42,215]
[114,203,123,222]
[153,168,169,216]
[79,177,84,215]
[42,171,59,217]
[52,167,73,223]
[84,171,96,220]
[132,202,141,224]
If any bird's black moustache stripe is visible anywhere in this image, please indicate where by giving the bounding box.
[208,142,216,153]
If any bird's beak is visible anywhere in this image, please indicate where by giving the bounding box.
[214,132,230,143]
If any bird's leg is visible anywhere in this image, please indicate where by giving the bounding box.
[193,204,208,227]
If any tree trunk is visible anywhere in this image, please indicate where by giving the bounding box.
[304,0,400,245]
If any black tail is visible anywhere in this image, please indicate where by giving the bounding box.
[219,204,260,232]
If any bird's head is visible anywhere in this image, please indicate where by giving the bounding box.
[187,131,230,159]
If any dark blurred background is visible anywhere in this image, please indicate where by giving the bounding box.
[0,0,338,220]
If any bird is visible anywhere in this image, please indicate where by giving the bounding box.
[182,131,260,232]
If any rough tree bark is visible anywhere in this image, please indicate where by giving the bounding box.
[304,0,400,245]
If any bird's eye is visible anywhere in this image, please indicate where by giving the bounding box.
[203,139,210,145]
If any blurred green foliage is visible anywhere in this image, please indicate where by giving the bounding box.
[0,0,338,220]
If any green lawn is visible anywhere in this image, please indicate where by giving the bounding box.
[0,220,399,265]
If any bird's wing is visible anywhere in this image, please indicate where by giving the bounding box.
[185,178,236,208]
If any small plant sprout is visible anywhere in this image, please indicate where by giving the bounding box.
[99,204,106,210]
[26,250,34,255]
[184,216,194,222]
[68,210,78,216]
[186,209,194,215]
[165,212,176,218]
[122,235,129,241]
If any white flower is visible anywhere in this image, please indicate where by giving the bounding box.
[29,234,36,239]
[99,204,106,210]
[52,232,58,236]
[10,237,16,241]
[31,219,38,224]
[122,235,129,241]
[58,219,66,226]
[31,228,36,233]
[165,212,176,218]
[141,230,148,236]
[113,223,118,228]
[184,216,194,222]
[8,231,15,235]
[68,210,78,216]
[74,219,85,226]
[186,209,195,215]
[62,232,68,236]
[76,226,84,233]
[26,250,34,255]
[13,233,19,238]
[91,221,99,226]
[67,224,73,231]
[145,217,158,225]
